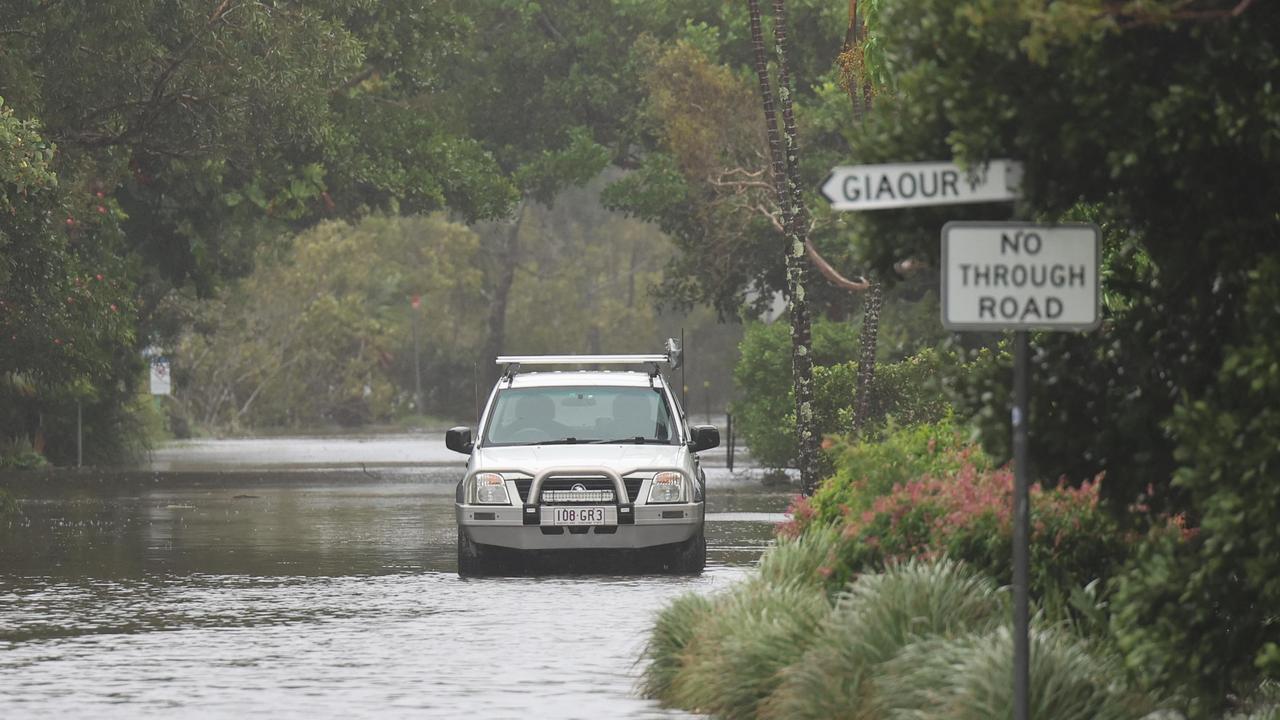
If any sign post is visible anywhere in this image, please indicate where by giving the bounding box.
[411,295,423,413]
[821,158,1099,719]
[941,221,1100,720]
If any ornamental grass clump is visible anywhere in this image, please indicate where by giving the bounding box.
[754,524,842,590]
[637,591,714,700]
[760,558,1005,720]
[665,579,831,719]
[876,626,1156,720]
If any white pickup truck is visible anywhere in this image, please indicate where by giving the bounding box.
[446,346,717,576]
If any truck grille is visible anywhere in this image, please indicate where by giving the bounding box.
[514,476,645,503]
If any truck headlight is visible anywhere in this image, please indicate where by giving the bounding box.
[647,471,686,504]
[471,473,510,505]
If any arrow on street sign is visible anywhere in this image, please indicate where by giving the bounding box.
[820,160,1023,211]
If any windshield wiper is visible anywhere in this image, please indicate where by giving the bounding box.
[536,437,583,445]
[589,437,658,444]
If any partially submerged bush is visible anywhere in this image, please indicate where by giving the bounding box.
[762,558,1005,720]
[666,580,831,719]
[754,524,842,590]
[877,627,1156,720]
[638,591,714,700]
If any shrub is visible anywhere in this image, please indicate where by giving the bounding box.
[0,488,20,518]
[761,559,1005,720]
[638,591,715,701]
[732,319,862,469]
[754,524,843,590]
[806,416,991,528]
[736,343,970,470]
[0,435,47,470]
[877,627,1156,720]
[666,579,831,719]
[1107,260,1280,718]
[789,452,1125,608]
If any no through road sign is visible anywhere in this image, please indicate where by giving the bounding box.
[941,222,1100,331]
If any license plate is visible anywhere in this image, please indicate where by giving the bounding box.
[542,506,617,526]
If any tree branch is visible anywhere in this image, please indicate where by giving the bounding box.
[1111,0,1256,26]
[805,240,870,292]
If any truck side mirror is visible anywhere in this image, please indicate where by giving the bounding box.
[445,427,474,454]
[689,425,719,452]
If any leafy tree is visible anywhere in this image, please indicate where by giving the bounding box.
[1110,258,1280,713]
[500,175,673,359]
[839,0,1279,710]
[604,1,865,318]
[176,214,485,430]
[0,1,516,458]
[0,100,139,463]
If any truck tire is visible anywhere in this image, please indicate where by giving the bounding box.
[457,529,492,577]
[666,527,707,575]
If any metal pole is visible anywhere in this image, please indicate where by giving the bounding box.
[680,328,687,413]
[1013,330,1031,720]
[412,310,423,414]
[727,413,734,473]
[76,400,83,468]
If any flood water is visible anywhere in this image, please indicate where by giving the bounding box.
[0,436,790,718]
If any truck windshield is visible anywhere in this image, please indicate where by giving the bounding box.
[483,386,677,446]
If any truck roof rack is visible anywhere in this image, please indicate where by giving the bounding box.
[497,340,683,384]
[495,354,667,365]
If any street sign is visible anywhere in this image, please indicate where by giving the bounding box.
[821,160,1022,211]
[941,222,1100,331]
[940,220,1102,720]
[149,358,171,395]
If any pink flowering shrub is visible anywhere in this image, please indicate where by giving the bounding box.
[805,417,993,530]
[782,436,1127,598]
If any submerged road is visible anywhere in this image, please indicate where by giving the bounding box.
[0,434,790,719]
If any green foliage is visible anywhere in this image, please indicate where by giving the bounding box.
[734,316,965,469]
[639,592,715,701]
[1109,259,1280,717]
[879,627,1155,720]
[835,7,1280,707]
[807,417,991,526]
[664,579,831,719]
[842,0,1280,515]
[732,318,860,468]
[754,525,844,591]
[781,423,1126,609]
[1,1,519,461]
[499,175,675,358]
[604,0,861,317]
[762,559,1005,720]
[0,435,48,470]
[0,487,19,518]
[176,215,486,430]
[0,100,143,465]
[642,556,1157,719]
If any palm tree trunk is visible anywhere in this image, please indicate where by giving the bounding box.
[482,201,525,380]
[851,281,882,433]
[748,0,821,494]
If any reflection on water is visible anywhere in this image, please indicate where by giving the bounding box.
[0,465,790,719]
